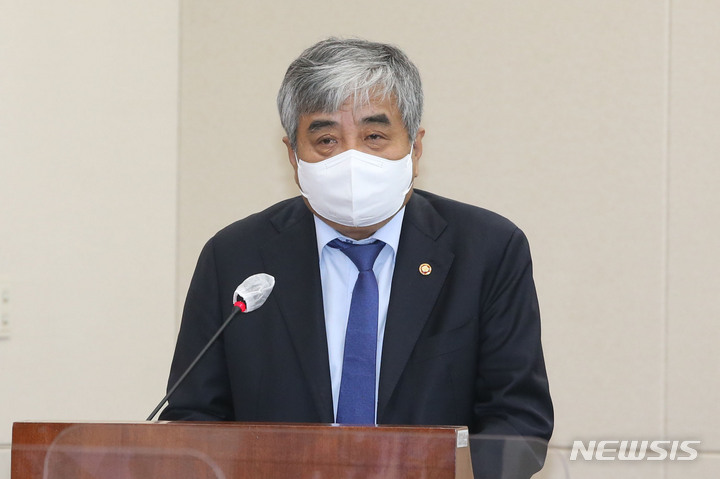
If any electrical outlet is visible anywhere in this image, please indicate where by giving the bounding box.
[0,284,10,339]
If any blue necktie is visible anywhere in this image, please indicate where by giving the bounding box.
[329,239,385,424]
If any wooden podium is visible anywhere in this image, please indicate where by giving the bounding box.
[11,421,473,478]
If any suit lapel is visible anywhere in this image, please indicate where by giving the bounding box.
[260,199,334,423]
[378,193,455,421]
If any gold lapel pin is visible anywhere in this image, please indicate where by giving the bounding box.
[419,263,432,276]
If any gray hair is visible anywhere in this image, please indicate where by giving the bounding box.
[277,38,423,149]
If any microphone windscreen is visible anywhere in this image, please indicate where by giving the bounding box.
[233,273,276,312]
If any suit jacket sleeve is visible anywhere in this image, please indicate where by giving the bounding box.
[472,226,552,440]
[159,237,235,421]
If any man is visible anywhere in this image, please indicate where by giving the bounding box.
[160,38,552,446]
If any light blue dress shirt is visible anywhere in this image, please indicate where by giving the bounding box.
[313,208,405,422]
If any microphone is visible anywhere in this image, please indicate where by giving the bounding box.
[233,273,275,312]
[146,273,276,421]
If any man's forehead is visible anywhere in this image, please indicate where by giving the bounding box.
[306,113,392,130]
[301,96,400,127]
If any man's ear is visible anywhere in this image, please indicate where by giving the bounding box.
[283,137,297,169]
[411,127,425,177]
[283,136,301,186]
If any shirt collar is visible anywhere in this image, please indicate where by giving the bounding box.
[314,207,406,259]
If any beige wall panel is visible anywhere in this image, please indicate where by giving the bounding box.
[667,0,720,454]
[179,0,667,453]
[667,452,720,479]
[0,450,7,479]
[0,0,179,455]
[560,459,664,479]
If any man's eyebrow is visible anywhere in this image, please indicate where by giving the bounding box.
[307,119,338,131]
[361,113,391,125]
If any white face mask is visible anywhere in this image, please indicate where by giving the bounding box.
[296,148,414,227]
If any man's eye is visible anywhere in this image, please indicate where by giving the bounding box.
[318,137,336,145]
[366,134,384,141]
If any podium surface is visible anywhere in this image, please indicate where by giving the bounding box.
[12,421,473,478]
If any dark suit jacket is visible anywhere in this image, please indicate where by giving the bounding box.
[160,190,553,441]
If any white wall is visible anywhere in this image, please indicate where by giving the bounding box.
[0,1,179,477]
[178,1,720,478]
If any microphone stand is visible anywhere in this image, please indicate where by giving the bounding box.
[146,304,244,421]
